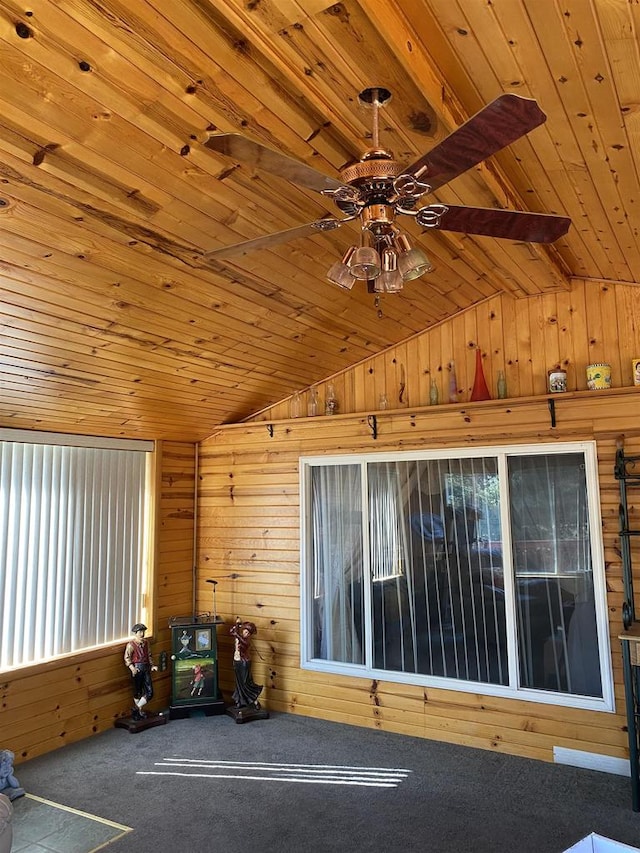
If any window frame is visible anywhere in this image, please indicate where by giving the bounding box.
[299,440,614,713]
[0,428,156,673]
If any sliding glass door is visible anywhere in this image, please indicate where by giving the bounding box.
[301,443,612,711]
[368,457,507,686]
[508,453,601,696]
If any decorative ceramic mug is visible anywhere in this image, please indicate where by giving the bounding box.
[586,363,612,390]
[632,359,640,387]
[548,368,567,393]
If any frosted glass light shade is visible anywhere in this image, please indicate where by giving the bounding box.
[398,247,432,280]
[327,261,356,289]
[350,245,382,279]
[374,270,403,292]
[326,247,357,290]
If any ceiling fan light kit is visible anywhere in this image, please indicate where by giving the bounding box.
[394,233,433,280]
[204,87,571,296]
[349,230,382,280]
[326,247,357,290]
[376,248,403,293]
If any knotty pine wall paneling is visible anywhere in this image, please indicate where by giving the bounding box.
[199,280,640,764]
[253,282,640,422]
[200,398,640,763]
[1,441,196,762]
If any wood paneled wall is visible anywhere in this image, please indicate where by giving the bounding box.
[0,440,196,763]
[251,281,640,421]
[199,281,640,763]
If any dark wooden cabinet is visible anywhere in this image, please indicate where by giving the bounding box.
[168,617,226,719]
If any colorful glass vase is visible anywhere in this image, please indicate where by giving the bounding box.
[470,348,492,402]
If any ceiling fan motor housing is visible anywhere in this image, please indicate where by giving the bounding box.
[339,154,401,186]
[337,154,406,227]
[361,204,395,233]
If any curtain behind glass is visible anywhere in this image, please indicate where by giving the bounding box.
[369,458,508,685]
[310,465,364,663]
[508,453,602,697]
[0,442,148,669]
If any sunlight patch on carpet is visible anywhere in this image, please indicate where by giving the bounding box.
[12,793,132,853]
[137,757,411,788]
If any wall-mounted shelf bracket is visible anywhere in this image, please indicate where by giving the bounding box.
[367,414,378,440]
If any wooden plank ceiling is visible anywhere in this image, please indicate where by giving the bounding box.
[0,0,637,440]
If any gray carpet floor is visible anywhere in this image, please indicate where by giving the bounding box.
[11,711,640,852]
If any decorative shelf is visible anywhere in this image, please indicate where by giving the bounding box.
[242,384,640,427]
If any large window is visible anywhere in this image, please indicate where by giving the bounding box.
[300,443,613,711]
[0,430,154,671]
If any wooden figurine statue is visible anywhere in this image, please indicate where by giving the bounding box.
[124,623,158,720]
[227,618,269,723]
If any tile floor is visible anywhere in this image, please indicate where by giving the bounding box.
[10,794,131,853]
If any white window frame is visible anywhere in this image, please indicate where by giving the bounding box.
[299,441,614,713]
[0,428,155,672]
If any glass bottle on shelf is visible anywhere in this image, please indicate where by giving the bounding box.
[307,387,319,417]
[429,379,439,405]
[448,361,458,403]
[290,391,302,418]
[497,370,507,399]
[325,383,338,415]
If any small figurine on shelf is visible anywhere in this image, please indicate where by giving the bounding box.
[124,623,158,721]
[379,393,389,410]
[227,618,269,724]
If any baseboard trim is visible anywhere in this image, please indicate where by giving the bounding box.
[553,746,630,777]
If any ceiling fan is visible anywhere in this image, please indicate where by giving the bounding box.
[202,87,571,293]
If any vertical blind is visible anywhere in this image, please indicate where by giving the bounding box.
[0,438,150,670]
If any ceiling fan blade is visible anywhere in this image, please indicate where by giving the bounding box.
[204,133,346,194]
[202,218,343,260]
[406,94,547,192]
[430,205,571,243]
